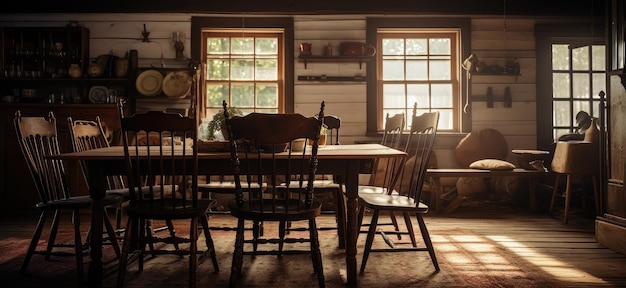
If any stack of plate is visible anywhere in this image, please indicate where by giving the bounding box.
[135,69,192,98]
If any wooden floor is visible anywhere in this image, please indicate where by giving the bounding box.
[1,204,626,287]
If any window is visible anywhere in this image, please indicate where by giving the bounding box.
[378,31,459,131]
[551,43,605,140]
[191,17,294,119]
[535,23,605,150]
[366,18,471,134]
[202,30,284,117]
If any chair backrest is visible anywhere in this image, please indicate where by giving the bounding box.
[68,116,126,190]
[394,108,439,202]
[224,100,325,210]
[117,101,198,207]
[323,115,341,145]
[368,112,405,188]
[14,111,71,204]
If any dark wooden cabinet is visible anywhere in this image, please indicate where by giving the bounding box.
[597,0,626,256]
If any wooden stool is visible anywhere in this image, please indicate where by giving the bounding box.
[550,141,599,223]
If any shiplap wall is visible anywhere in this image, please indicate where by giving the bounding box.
[0,13,545,168]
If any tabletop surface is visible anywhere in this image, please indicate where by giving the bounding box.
[50,143,407,160]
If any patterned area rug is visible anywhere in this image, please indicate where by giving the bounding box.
[0,213,564,288]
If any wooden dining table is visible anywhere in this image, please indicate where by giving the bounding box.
[50,143,407,287]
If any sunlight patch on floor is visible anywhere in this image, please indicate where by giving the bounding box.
[486,235,608,285]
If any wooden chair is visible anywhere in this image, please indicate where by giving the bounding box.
[14,111,122,284]
[68,116,179,248]
[355,112,405,239]
[115,103,219,288]
[357,110,440,273]
[224,100,326,288]
[282,114,346,248]
[550,118,601,224]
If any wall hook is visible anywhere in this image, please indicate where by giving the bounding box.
[141,24,150,42]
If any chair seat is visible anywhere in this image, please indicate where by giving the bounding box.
[228,199,322,221]
[359,193,429,212]
[36,193,123,210]
[126,198,215,219]
[106,185,178,197]
[350,185,401,196]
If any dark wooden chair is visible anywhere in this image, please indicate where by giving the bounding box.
[357,110,440,273]
[355,112,405,238]
[282,114,347,248]
[68,116,179,245]
[224,100,326,288]
[14,111,122,284]
[115,102,219,288]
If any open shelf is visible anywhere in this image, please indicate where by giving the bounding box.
[298,55,373,69]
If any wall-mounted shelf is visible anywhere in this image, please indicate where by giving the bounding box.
[471,86,512,108]
[298,74,366,82]
[298,55,373,69]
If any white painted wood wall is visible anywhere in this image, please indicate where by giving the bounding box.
[0,13,548,168]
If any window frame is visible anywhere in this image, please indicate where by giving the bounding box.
[366,17,471,134]
[191,16,294,119]
[535,23,605,150]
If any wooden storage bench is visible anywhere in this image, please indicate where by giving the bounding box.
[426,168,548,212]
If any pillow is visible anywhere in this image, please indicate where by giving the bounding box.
[469,159,516,171]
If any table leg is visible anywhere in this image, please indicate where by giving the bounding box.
[87,162,106,287]
[344,160,359,287]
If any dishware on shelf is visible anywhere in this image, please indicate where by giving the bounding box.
[135,69,163,96]
[162,71,192,98]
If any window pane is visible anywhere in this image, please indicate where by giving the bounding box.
[592,73,606,98]
[256,59,277,80]
[572,74,590,99]
[383,84,406,108]
[552,44,569,70]
[232,37,254,54]
[429,38,450,55]
[382,39,404,55]
[206,84,229,107]
[592,45,606,70]
[407,84,429,108]
[437,109,453,130]
[231,58,254,80]
[207,37,229,54]
[232,84,255,108]
[382,59,405,80]
[406,38,427,55]
[431,84,453,108]
[429,59,451,80]
[406,59,427,80]
[552,73,570,98]
[553,101,571,127]
[256,84,278,108]
[256,38,277,54]
[206,59,229,80]
[572,101,590,118]
[572,46,589,71]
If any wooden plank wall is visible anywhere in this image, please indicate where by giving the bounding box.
[0,13,544,168]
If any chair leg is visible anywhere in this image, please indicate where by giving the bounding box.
[103,209,121,257]
[189,218,198,288]
[592,175,601,216]
[403,212,417,247]
[72,209,84,283]
[230,218,246,288]
[252,220,261,253]
[308,218,325,288]
[389,211,401,240]
[165,219,180,251]
[45,209,62,260]
[335,190,346,249]
[117,216,135,288]
[563,175,573,224]
[549,174,562,216]
[360,209,380,273]
[416,213,439,271]
[21,210,48,274]
[278,221,286,257]
[200,215,219,272]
